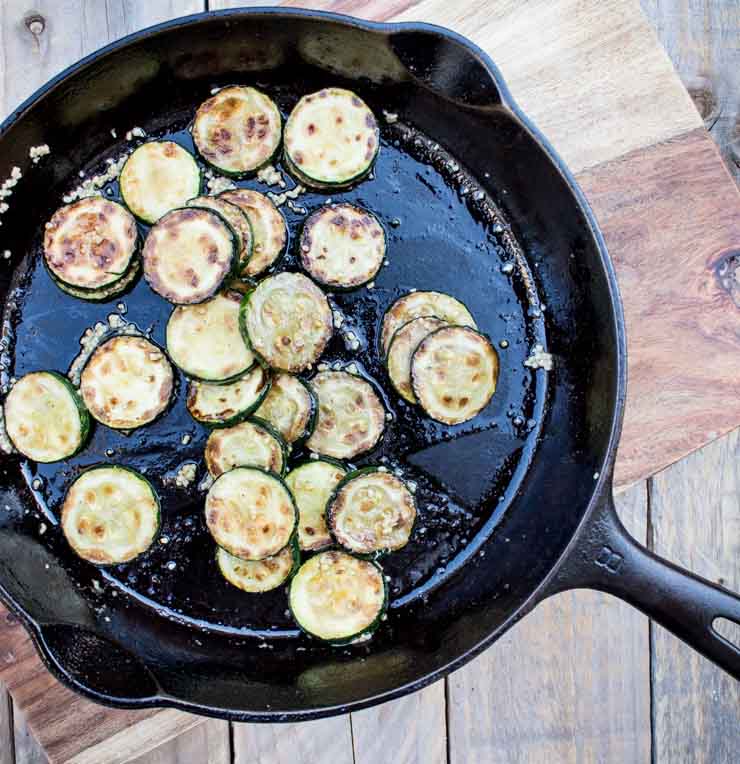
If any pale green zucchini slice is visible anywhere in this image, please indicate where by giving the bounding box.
[386,316,447,403]
[379,291,477,357]
[285,459,347,552]
[283,88,379,189]
[299,203,385,289]
[411,325,499,425]
[240,272,333,373]
[51,259,141,302]
[217,539,299,593]
[186,365,270,427]
[142,207,235,304]
[166,291,255,382]
[192,86,282,175]
[80,335,174,430]
[289,550,387,644]
[119,140,201,224]
[204,417,286,478]
[254,373,316,444]
[4,371,89,462]
[205,466,297,560]
[61,465,160,565]
[43,197,138,289]
[328,468,416,554]
[306,371,385,459]
[186,195,253,273]
[219,189,286,277]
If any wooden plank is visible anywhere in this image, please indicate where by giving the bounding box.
[0,687,15,764]
[641,0,740,184]
[12,706,46,764]
[232,717,354,764]
[350,682,446,764]
[649,430,740,763]
[447,482,651,763]
[128,721,230,764]
[575,128,740,489]
[211,0,701,174]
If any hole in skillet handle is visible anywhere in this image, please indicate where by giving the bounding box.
[713,617,740,651]
[544,484,740,680]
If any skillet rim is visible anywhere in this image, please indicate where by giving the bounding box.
[0,6,628,721]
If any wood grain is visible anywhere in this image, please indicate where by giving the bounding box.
[129,720,230,764]
[0,689,15,764]
[351,682,446,764]
[0,0,738,762]
[576,128,740,488]
[233,718,354,764]
[641,0,740,184]
[649,430,740,764]
[12,706,46,764]
[447,482,651,763]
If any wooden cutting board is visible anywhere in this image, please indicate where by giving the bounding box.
[1,0,739,761]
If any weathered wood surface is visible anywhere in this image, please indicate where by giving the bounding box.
[447,483,652,764]
[641,0,740,184]
[650,431,740,764]
[1,0,739,762]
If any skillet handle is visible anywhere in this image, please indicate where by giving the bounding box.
[548,491,740,679]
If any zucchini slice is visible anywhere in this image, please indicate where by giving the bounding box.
[380,291,477,357]
[386,316,447,403]
[241,272,333,373]
[219,189,286,277]
[285,459,347,552]
[142,207,235,304]
[328,468,416,554]
[289,550,387,644]
[205,466,297,560]
[61,465,160,565]
[119,140,201,224]
[51,259,141,302]
[192,86,282,175]
[43,197,138,289]
[306,371,385,459]
[283,88,379,189]
[166,291,255,382]
[187,365,269,427]
[217,539,299,593]
[186,195,253,273]
[204,417,286,478]
[254,373,316,444]
[80,335,174,430]
[4,371,89,462]
[411,326,499,425]
[299,203,385,289]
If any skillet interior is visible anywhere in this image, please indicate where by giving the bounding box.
[0,11,620,717]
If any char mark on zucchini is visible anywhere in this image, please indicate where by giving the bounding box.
[142,207,236,304]
[205,466,297,560]
[240,272,333,373]
[284,88,379,189]
[289,550,387,644]
[192,86,282,176]
[306,370,385,459]
[44,197,138,290]
[300,203,385,289]
[411,325,499,425]
[61,465,160,565]
[80,335,174,430]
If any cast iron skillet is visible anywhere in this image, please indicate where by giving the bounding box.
[0,8,739,721]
